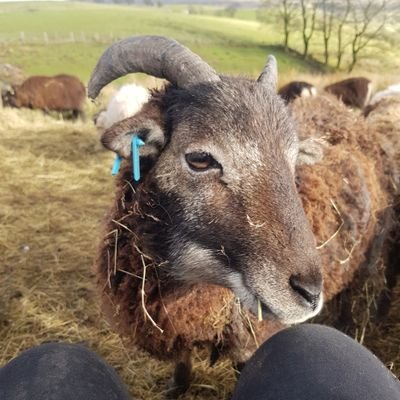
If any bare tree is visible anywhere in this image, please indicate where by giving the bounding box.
[347,0,388,72]
[321,0,334,65]
[336,0,351,69]
[280,0,299,52]
[259,1,299,52]
[300,0,317,59]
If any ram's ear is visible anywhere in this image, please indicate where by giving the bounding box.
[101,99,165,159]
[297,137,326,166]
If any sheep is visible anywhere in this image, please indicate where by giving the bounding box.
[1,74,86,119]
[88,36,395,397]
[293,93,399,329]
[324,77,372,109]
[369,83,400,107]
[278,81,317,104]
[95,83,150,132]
[360,95,400,324]
[364,94,400,182]
[89,35,324,396]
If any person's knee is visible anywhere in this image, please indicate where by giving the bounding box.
[1,342,105,381]
[265,323,348,350]
[232,324,400,400]
[0,342,131,400]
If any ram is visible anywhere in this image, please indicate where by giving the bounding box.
[1,74,86,119]
[88,36,395,397]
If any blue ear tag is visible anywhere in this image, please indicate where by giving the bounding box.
[132,135,145,182]
[111,154,122,176]
[110,135,145,182]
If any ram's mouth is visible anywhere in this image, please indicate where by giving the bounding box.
[248,294,277,321]
[230,279,277,321]
[226,272,284,321]
[256,298,275,320]
[228,272,323,324]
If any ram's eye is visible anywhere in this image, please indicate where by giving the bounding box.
[185,152,219,172]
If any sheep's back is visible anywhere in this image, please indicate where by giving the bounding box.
[292,94,392,300]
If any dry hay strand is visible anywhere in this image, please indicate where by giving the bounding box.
[363,281,400,375]
[0,108,236,399]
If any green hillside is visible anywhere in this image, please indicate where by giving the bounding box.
[0,2,398,84]
[0,2,326,82]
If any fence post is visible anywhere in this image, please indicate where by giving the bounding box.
[43,32,49,44]
[20,31,25,43]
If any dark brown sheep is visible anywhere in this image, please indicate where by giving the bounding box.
[1,74,86,119]
[324,77,372,109]
[278,81,317,104]
[293,93,399,333]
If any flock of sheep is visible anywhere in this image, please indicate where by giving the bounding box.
[2,35,400,398]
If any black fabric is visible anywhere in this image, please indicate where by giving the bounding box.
[0,342,130,400]
[1,325,399,400]
[232,324,400,400]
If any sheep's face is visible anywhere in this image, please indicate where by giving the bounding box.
[1,88,17,107]
[102,78,323,325]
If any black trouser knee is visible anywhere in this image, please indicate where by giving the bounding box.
[0,342,131,400]
[232,324,400,400]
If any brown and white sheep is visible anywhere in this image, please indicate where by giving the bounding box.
[324,77,372,109]
[278,81,317,104]
[88,36,396,396]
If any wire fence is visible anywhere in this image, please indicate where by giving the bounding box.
[0,31,128,45]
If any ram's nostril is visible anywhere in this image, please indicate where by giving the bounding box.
[289,274,321,309]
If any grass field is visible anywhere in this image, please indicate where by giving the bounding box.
[0,2,399,84]
[0,2,300,80]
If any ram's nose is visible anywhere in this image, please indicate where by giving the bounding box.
[289,273,322,310]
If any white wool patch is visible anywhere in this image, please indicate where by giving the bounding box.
[300,88,311,97]
[300,86,317,98]
[370,83,400,105]
[96,84,150,130]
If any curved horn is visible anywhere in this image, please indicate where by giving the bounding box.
[88,35,220,99]
[257,55,278,92]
